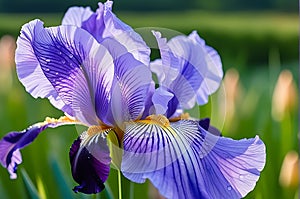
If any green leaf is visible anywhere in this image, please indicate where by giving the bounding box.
[50,158,75,199]
[21,169,40,199]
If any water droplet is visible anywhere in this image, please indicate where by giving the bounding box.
[239,175,244,180]
[44,68,50,72]
[55,72,59,75]
[69,54,73,58]
[45,59,51,63]
[58,51,62,55]
[227,186,232,191]
[61,60,66,64]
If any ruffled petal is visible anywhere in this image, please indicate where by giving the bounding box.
[121,119,266,199]
[81,1,150,66]
[0,116,79,179]
[151,30,223,113]
[70,130,111,194]
[62,6,93,27]
[17,19,115,125]
[16,20,72,115]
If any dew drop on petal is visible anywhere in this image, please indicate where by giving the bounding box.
[69,54,74,58]
[45,59,51,63]
[227,186,232,191]
[55,72,59,75]
[58,51,62,55]
[239,175,244,180]
[61,60,66,64]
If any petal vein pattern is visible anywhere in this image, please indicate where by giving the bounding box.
[121,120,266,199]
[17,19,115,125]
[62,1,150,66]
[150,31,223,115]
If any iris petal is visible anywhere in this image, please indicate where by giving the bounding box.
[121,119,266,199]
[151,87,174,115]
[17,19,115,125]
[70,130,111,194]
[81,1,150,66]
[0,116,78,179]
[62,6,93,27]
[108,53,152,127]
[151,30,223,113]
[16,20,72,115]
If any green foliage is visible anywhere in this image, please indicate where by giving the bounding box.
[0,11,297,66]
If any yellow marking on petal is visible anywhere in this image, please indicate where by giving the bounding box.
[140,114,170,127]
[87,125,112,136]
[36,116,80,126]
[169,112,190,122]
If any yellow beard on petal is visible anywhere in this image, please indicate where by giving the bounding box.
[36,116,80,127]
[87,125,112,136]
[140,114,170,127]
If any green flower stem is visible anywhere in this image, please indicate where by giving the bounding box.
[118,169,122,199]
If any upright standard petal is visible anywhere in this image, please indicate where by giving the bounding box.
[151,31,223,115]
[121,118,266,199]
[18,19,115,125]
[70,129,111,194]
[62,6,93,27]
[91,37,152,126]
[108,54,152,127]
[81,1,150,66]
[0,116,78,179]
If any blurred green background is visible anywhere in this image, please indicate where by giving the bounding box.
[0,0,298,199]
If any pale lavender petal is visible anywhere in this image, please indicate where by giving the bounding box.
[62,6,93,27]
[121,120,266,199]
[150,32,179,88]
[0,117,78,179]
[70,130,111,194]
[151,87,174,115]
[151,31,179,71]
[16,20,72,115]
[151,30,223,113]
[81,1,150,66]
[18,19,115,125]
[109,52,152,126]
[168,31,223,105]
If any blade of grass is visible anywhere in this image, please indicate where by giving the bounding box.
[36,176,47,199]
[50,157,74,199]
[21,169,40,199]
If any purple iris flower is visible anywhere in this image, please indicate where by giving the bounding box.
[0,1,266,198]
